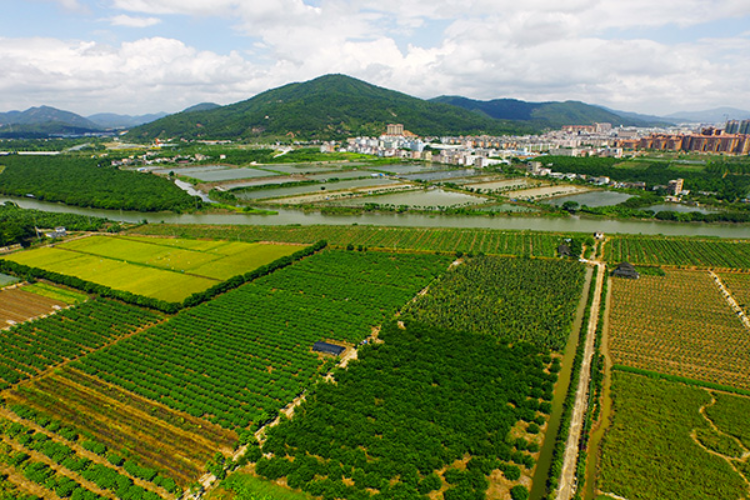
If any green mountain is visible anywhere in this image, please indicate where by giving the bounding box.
[126,75,534,141]
[0,106,102,138]
[430,96,666,129]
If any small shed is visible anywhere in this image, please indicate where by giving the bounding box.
[557,244,571,257]
[612,262,639,279]
[313,341,345,356]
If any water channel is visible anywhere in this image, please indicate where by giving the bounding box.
[3,196,750,238]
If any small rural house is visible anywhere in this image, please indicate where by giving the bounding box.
[612,262,639,279]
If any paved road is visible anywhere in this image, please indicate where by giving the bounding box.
[557,262,605,500]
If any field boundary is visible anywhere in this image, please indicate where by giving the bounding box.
[611,365,750,398]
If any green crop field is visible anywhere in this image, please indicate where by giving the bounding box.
[22,282,88,304]
[605,236,750,269]
[403,256,585,350]
[1,235,303,302]
[129,224,567,257]
[599,371,750,500]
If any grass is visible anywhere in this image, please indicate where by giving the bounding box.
[599,371,748,500]
[2,236,302,302]
[608,270,750,390]
[210,473,314,500]
[22,282,87,304]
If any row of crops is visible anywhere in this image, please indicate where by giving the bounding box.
[71,250,452,430]
[131,225,565,257]
[0,299,163,391]
[0,403,178,500]
[605,236,750,269]
[402,256,586,350]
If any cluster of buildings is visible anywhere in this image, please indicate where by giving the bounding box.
[330,118,750,163]
[616,127,750,155]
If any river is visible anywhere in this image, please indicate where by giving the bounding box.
[3,196,750,238]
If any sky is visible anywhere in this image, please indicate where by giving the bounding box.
[2,0,750,116]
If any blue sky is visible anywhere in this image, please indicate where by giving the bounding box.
[1,0,749,116]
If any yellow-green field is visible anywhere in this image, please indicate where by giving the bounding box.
[2,235,303,302]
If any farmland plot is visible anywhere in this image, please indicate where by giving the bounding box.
[2,236,303,302]
[0,286,68,327]
[71,250,451,430]
[130,224,565,257]
[256,322,553,500]
[717,272,750,315]
[0,298,162,391]
[599,371,750,500]
[608,270,750,390]
[402,256,585,350]
[605,236,750,269]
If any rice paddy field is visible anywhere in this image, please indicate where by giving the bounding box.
[1,236,303,302]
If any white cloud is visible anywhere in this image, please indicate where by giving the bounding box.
[107,14,162,28]
[2,1,750,115]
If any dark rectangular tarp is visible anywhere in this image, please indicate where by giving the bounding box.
[313,341,345,356]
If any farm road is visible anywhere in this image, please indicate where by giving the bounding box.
[709,271,750,330]
[557,262,605,500]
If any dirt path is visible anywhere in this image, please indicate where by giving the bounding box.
[2,436,119,500]
[557,262,605,500]
[0,463,64,500]
[0,406,175,499]
[709,271,750,330]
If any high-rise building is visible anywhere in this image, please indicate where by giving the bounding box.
[740,119,750,135]
[725,120,740,134]
[386,123,404,136]
[668,178,684,194]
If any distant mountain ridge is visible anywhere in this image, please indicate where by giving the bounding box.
[87,112,168,129]
[431,96,670,128]
[664,107,750,123]
[125,74,535,141]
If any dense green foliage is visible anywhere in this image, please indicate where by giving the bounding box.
[0,203,109,246]
[599,372,748,500]
[74,250,450,429]
[0,154,198,211]
[605,235,750,269]
[131,224,566,257]
[127,75,533,141]
[403,256,585,350]
[0,298,162,391]
[258,321,552,500]
[539,156,750,201]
